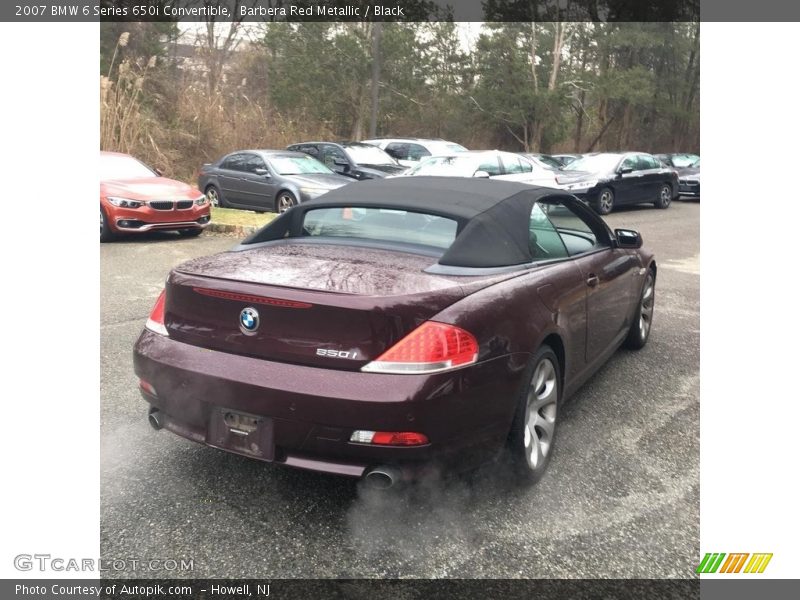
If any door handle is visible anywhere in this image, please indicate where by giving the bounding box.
[586,274,600,287]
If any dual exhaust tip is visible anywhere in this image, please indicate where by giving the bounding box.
[147,408,400,489]
[363,466,402,490]
[148,408,164,431]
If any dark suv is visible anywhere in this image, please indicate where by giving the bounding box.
[287,142,406,180]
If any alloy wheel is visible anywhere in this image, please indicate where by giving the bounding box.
[524,358,558,471]
[659,185,672,208]
[599,190,614,213]
[639,274,655,341]
[206,187,220,207]
[278,194,296,213]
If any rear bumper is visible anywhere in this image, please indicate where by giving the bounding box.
[133,330,528,479]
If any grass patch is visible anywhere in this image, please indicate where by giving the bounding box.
[211,207,277,228]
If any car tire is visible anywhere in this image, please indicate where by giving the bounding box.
[624,269,656,350]
[654,183,672,209]
[205,184,224,208]
[100,207,115,243]
[178,228,203,238]
[275,191,298,214]
[508,344,561,485]
[593,187,615,215]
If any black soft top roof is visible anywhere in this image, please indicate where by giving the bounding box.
[306,176,552,217]
[241,176,595,269]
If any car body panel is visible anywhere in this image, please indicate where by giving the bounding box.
[362,138,469,167]
[100,152,210,235]
[287,142,406,179]
[557,152,679,211]
[675,162,700,198]
[403,150,559,187]
[134,178,655,479]
[198,150,352,211]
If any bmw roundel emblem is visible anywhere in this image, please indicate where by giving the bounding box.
[239,307,260,335]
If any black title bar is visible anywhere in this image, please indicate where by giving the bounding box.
[2,0,727,23]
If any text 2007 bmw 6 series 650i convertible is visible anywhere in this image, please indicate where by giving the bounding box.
[133,177,656,488]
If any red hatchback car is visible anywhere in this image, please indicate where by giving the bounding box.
[100,151,210,242]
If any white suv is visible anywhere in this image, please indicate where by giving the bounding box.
[361,138,468,168]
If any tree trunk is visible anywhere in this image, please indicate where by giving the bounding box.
[530,22,538,91]
[368,22,382,138]
[574,90,585,151]
[548,22,566,91]
[587,115,616,152]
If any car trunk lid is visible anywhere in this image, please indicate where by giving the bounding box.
[164,243,519,370]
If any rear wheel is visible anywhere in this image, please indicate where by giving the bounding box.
[593,187,615,215]
[654,183,672,209]
[509,345,560,484]
[100,207,115,243]
[624,270,655,349]
[275,191,298,214]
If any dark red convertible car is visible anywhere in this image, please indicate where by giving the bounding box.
[134,177,656,488]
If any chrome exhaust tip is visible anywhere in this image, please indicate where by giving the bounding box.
[363,466,401,490]
[148,408,163,431]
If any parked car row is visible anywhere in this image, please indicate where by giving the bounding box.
[100,140,698,241]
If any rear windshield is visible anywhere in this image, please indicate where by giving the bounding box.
[302,207,458,250]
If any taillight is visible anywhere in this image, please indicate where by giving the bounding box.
[350,430,429,446]
[145,290,168,336]
[361,321,478,374]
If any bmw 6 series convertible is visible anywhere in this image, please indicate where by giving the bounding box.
[134,177,656,488]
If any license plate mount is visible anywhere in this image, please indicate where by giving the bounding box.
[207,409,274,460]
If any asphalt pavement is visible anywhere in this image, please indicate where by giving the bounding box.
[100,200,700,578]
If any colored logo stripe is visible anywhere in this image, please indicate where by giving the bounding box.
[696,553,726,573]
[719,553,749,573]
[697,552,772,574]
[744,553,773,574]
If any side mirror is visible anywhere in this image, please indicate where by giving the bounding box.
[473,170,491,178]
[615,228,643,249]
[254,168,270,177]
[618,167,634,175]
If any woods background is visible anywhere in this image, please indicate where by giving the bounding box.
[100,21,700,181]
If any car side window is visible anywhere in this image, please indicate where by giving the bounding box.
[620,156,638,171]
[477,155,502,176]
[406,143,431,161]
[385,143,408,160]
[220,154,246,171]
[543,201,607,256]
[242,154,267,174]
[637,155,654,170]
[298,145,319,158]
[503,155,533,174]
[322,146,347,169]
[529,203,570,260]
